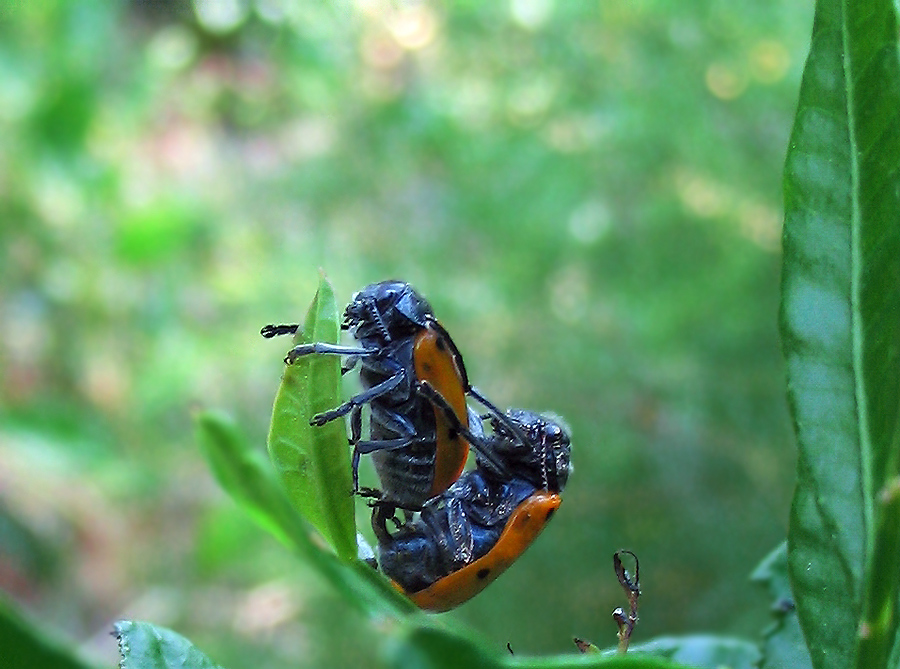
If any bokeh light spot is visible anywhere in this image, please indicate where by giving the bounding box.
[387,6,438,51]
[194,0,249,34]
[705,62,747,100]
[509,0,553,30]
[147,26,197,72]
[507,77,556,126]
[676,171,728,218]
[568,199,611,245]
[738,201,782,251]
[749,40,790,84]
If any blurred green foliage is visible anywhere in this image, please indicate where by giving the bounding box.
[0,0,811,667]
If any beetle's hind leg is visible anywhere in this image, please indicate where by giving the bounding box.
[371,503,401,544]
[370,499,423,544]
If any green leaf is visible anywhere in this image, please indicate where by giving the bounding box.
[781,0,900,667]
[196,410,417,618]
[114,620,226,669]
[500,636,756,669]
[751,543,813,669]
[506,660,689,669]
[395,627,701,669]
[0,595,97,669]
[388,626,504,669]
[0,502,59,582]
[196,410,302,546]
[614,636,760,669]
[267,273,357,561]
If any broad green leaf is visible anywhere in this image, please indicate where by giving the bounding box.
[499,636,756,669]
[506,660,690,669]
[781,0,900,667]
[267,273,357,561]
[196,410,417,618]
[751,543,813,669]
[114,620,225,669]
[396,627,698,669]
[196,410,304,547]
[387,626,504,669]
[608,636,759,669]
[0,595,97,669]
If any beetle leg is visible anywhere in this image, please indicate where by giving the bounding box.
[285,342,374,364]
[415,380,510,480]
[354,435,431,455]
[310,370,406,426]
[260,323,300,338]
[350,406,364,494]
[424,495,474,570]
[371,503,402,544]
[348,407,420,500]
[467,385,533,451]
[367,403,419,443]
[263,321,375,369]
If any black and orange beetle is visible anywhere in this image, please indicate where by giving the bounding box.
[261,280,509,518]
[376,407,571,612]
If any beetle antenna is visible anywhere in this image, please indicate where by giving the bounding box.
[467,386,532,451]
[540,427,550,491]
[365,296,392,342]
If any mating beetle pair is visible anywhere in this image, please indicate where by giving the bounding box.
[377,407,570,612]
[263,280,571,611]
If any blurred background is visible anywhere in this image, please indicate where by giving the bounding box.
[0,0,811,667]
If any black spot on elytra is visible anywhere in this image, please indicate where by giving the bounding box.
[477,567,491,580]
[436,338,447,351]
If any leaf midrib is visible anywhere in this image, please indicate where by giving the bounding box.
[841,0,874,554]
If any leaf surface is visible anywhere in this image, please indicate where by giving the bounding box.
[114,620,225,669]
[266,274,357,560]
[781,0,900,666]
[395,627,720,669]
[197,410,416,618]
[751,543,814,669]
[0,596,97,669]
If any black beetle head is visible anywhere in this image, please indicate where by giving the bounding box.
[481,409,572,493]
[343,281,433,344]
